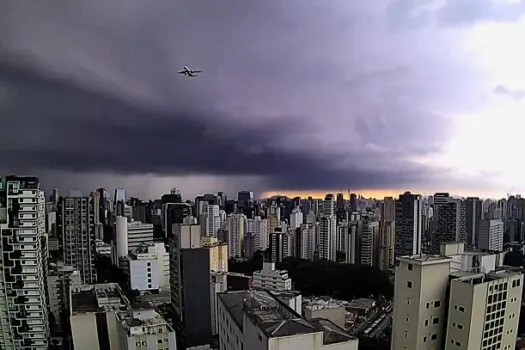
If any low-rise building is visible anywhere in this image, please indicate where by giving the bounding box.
[69,283,176,350]
[217,290,358,350]
[116,307,177,350]
[121,243,170,293]
[252,262,292,291]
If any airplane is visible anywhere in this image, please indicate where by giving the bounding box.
[178,65,202,77]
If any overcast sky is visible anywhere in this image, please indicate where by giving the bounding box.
[1,0,525,199]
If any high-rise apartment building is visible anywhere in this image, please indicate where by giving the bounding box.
[318,215,337,261]
[378,220,395,270]
[382,197,396,221]
[479,219,504,252]
[322,194,335,216]
[227,213,246,258]
[58,193,97,284]
[432,195,467,253]
[294,224,316,260]
[246,216,268,251]
[289,207,303,230]
[359,221,379,266]
[0,176,49,349]
[205,204,221,237]
[395,192,422,257]
[465,197,482,246]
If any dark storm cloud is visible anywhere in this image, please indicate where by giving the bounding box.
[0,59,435,191]
[494,85,525,101]
[0,0,505,194]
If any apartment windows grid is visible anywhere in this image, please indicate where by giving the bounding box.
[481,282,508,350]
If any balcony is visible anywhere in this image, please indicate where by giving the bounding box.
[13,279,24,289]
[15,296,27,304]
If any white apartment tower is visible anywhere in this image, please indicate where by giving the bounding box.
[206,204,221,237]
[289,207,303,230]
[338,223,357,264]
[227,213,246,258]
[318,215,337,261]
[0,176,50,349]
[246,216,268,251]
[479,219,504,252]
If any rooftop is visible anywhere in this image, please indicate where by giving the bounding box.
[217,291,249,330]
[303,297,348,311]
[71,283,129,315]
[117,308,175,336]
[453,268,522,285]
[219,290,356,345]
[347,298,376,311]
[309,318,356,345]
[397,254,452,265]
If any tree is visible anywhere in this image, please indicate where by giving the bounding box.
[230,257,394,299]
[503,251,524,267]
[95,256,127,289]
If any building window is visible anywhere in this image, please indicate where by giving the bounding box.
[433,317,439,324]
[431,334,437,340]
[408,264,413,271]
[434,300,441,308]
[407,281,413,288]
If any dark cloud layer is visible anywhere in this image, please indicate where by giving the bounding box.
[0,58,435,192]
[0,0,521,196]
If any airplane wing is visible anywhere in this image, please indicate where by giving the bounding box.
[191,70,202,73]
[177,71,186,74]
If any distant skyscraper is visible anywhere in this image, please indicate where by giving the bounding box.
[289,206,303,230]
[381,197,396,221]
[0,176,49,348]
[322,194,335,216]
[465,197,482,246]
[378,220,395,270]
[318,215,337,261]
[205,204,221,237]
[227,213,246,258]
[479,219,504,252]
[431,194,467,253]
[395,192,422,257]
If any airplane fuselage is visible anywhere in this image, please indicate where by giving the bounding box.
[179,65,201,77]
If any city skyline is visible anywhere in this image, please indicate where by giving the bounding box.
[1,2,525,199]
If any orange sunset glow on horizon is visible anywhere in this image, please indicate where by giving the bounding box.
[261,188,506,200]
